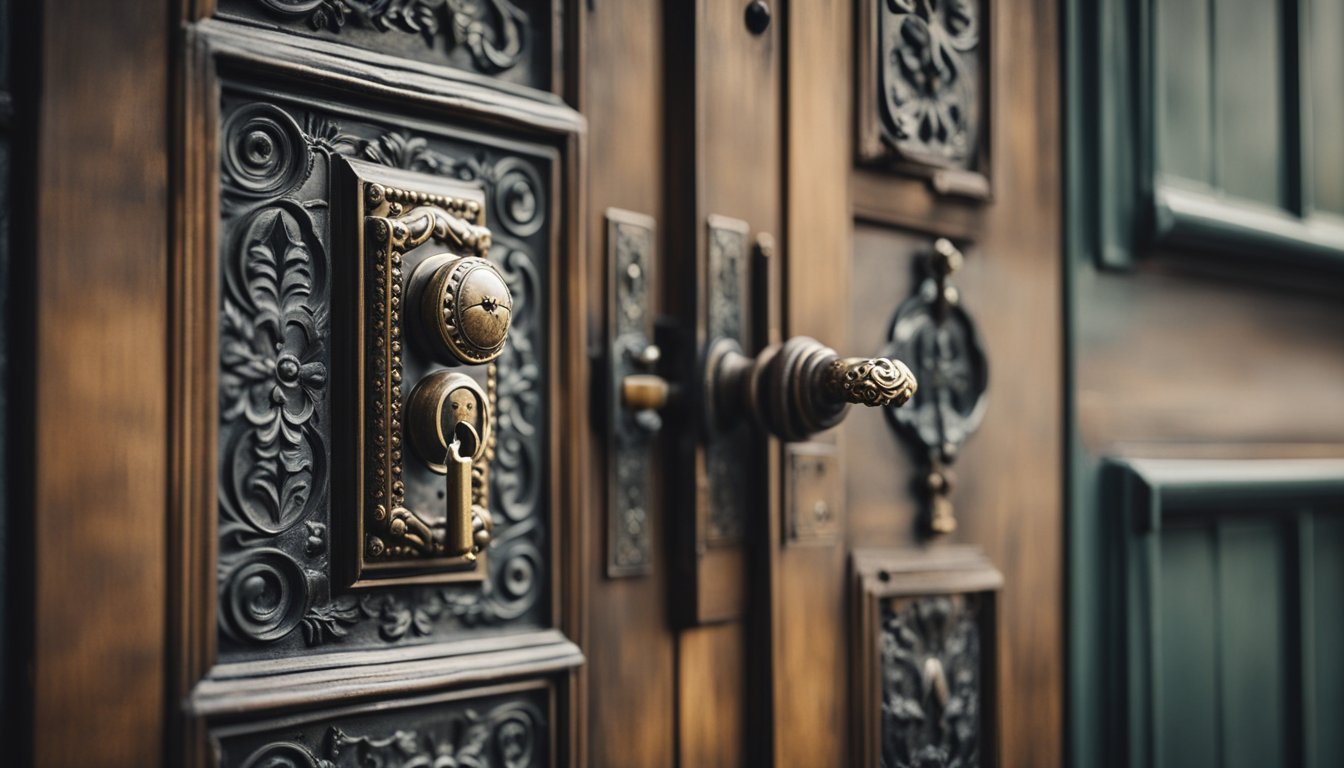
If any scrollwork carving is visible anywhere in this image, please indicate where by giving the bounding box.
[220,204,330,535]
[220,548,311,644]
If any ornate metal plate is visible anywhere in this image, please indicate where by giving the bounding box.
[332,158,500,584]
[703,214,751,545]
[605,209,657,577]
[883,238,987,533]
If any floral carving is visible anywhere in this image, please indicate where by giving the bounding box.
[221,204,330,535]
[879,0,982,168]
[881,595,983,768]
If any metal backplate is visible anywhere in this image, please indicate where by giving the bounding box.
[784,442,842,545]
[335,158,496,586]
[605,208,658,577]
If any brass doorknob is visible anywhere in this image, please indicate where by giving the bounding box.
[408,253,513,366]
[705,335,917,441]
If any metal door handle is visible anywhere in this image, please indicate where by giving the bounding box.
[705,335,917,441]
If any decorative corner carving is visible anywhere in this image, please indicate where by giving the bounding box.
[851,548,1002,768]
[858,0,991,198]
[883,238,988,535]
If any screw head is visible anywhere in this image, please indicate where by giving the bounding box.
[745,1,771,34]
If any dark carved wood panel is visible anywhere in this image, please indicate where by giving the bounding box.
[215,686,550,767]
[215,0,558,93]
[881,594,986,767]
[216,84,553,661]
[852,548,1000,768]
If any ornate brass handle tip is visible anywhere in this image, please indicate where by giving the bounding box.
[825,357,918,409]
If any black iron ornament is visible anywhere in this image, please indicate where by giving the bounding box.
[883,238,988,534]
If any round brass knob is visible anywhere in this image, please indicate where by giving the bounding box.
[409,253,513,365]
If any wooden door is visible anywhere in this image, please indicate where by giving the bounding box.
[15,0,1064,765]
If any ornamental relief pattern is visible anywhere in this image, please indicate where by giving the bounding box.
[222,691,547,768]
[881,595,983,768]
[218,0,552,91]
[880,0,982,168]
[217,91,550,660]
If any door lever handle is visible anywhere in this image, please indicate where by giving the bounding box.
[705,335,917,441]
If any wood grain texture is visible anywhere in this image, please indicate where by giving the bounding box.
[582,0,676,764]
[678,624,747,768]
[773,0,851,766]
[33,0,169,764]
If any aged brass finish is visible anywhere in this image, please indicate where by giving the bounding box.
[409,252,513,366]
[705,335,917,442]
[340,158,507,584]
[407,372,493,472]
[621,373,670,413]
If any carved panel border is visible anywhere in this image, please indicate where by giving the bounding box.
[856,0,993,199]
[213,682,553,767]
[213,0,562,94]
[851,547,1002,767]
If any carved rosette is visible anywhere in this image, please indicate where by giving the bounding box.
[216,93,550,658]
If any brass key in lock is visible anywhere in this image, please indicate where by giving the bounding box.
[408,372,495,560]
